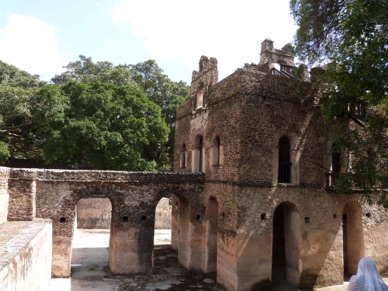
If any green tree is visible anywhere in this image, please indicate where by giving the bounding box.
[33,81,169,171]
[51,55,136,87]
[290,0,388,191]
[129,60,190,169]
[0,61,44,162]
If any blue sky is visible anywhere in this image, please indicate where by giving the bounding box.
[0,0,297,84]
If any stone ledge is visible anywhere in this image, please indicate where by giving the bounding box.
[0,220,52,291]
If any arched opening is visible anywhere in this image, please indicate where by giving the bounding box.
[331,143,341,187]
[278,136,291,183]
[342,202,364,280]
[194,135,204,172]
[154,197,172,247]
[180,144,187,168]
[71,196,112,281]
[212,136,221,166]
[271,202,300,287]
[153,196,173,273]
[205,196,218,272]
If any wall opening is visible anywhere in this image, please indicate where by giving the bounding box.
[271,202,300,287]
[278,136,291,183]
[212,137,221,166]
[71,196,112,279]
[205,196,218,272]
[330,143,341,187]
[342,202,363,281]
[180,144,187,168]
[193,135,204,172]
[154,197,172,247]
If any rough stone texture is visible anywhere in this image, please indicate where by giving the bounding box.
[174,39,388,291]
[0,167,10,223]
[7,168,37,221]
[77,197,112,229]
[6,168,204,277]
[76,196,171,230]
[0,220,52,291]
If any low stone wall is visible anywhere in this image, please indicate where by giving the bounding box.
[0,220,52,291]
[0,167,9,223]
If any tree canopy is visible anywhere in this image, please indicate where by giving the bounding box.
[291,0,388,191]
[0,61,44,162]
[33,81,168,170]
[0,57,189,171]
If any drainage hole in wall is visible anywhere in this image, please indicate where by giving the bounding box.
[141,215,147,221]
[304,217,310,224]
[122,216,129,222]
[261,213,267,221]
[59,217,66,223]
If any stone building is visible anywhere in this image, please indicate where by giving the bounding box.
[172,39,388,290]
[0,38,387,291]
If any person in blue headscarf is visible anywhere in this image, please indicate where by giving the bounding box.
[347,257,388,291]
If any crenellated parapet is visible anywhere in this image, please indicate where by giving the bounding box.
[191,56,218,112]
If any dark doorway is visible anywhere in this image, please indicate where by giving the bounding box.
[342,202,364,281]
[206,196,218,272]
[278,136,291,183]
[271,202,300,287]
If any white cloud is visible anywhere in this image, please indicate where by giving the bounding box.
[0,14,65,80]
[112,0,297,80]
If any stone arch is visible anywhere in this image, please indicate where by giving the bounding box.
[48,185,118,277]
[32,170,205,277]
[342,201,364,279]
[271,201,301,287]
[272,131,299,185]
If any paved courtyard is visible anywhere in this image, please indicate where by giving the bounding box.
[48,229,225,291]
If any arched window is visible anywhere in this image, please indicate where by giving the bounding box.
[196,91,204,108]
[180,144,187,168]
[278,136,291,183]
[193,135,204,172]
[212,136,221,166]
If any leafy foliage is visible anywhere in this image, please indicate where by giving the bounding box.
[33,81,169,170]
[51,55,136,87]
[0,61,44,162]
[0,56,188,170]
[129,60,190,170]
[291,0,388,191]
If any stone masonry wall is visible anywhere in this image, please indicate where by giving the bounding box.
[174,44,388,290]
[76,196,172,229]
[77,197,112,229]
[4,169,204,277]
[0,220,52,291]
[0,167,9,223]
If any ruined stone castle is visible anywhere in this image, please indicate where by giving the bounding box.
[172,39,388,290]
[0,39,387,291]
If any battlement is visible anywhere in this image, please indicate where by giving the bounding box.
[260,38,294,66]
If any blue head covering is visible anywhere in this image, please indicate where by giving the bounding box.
[347,257,388,291]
